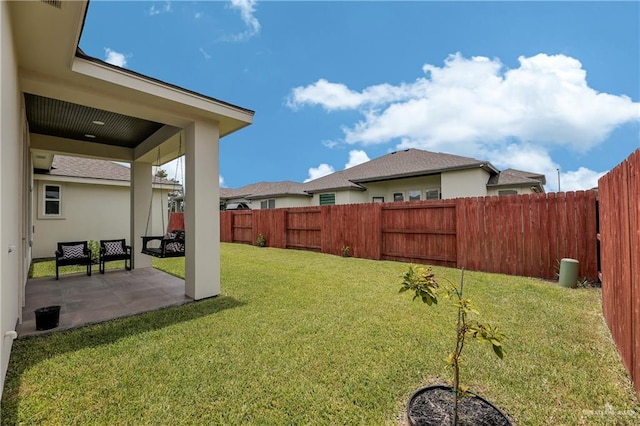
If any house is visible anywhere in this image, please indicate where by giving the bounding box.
[221,181,311,209]
[32,155,181,259]
[1,0,253,396]
[221,149,546,209]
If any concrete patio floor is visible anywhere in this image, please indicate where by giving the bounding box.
[18,267,192,337]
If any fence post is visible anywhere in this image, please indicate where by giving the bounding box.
[320,205,330,254]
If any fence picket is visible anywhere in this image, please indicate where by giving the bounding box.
[220,191,598,281]
[598,147,640,400]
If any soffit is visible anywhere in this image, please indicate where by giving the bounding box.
[25,93,164,149]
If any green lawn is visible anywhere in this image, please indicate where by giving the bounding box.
[3,243,639,425]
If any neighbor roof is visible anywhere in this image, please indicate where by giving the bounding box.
[224,149,548,198]
[221,181,310,200]
[37,155,175,185]
[487,168,547,187]
[302,149,499,193]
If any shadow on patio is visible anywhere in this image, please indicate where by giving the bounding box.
[18,267,193,337]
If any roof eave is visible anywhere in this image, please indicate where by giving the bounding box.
[352,163,495,184]
[246,193,312,200]
[304,185,366,194]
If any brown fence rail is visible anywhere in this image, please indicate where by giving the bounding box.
[221,191,598,281]
[598,148,640,400]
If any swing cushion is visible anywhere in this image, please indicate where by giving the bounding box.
[142,230,185,258]
[163,231,184,253]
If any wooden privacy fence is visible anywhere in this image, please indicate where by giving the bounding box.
[221,190,598,281]
[598,148,640,400]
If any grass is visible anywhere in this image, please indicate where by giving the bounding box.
[3,243,639,425]
[30,259,128,278]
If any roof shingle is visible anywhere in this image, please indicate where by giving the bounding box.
[41,155,176,185]
[302,149,497,192]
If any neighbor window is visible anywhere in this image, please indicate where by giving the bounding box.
[319,193,336,206]
[498,190,518,196]
[372,197,384,203]
[393,193,404,202]
[44,184,61,216]
[408,190,421,201]
[260,199,276,209]
[425,189,440,200]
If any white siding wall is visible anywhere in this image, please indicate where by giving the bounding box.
[486,186,537,197]
[252,196,311,209]
[441,168,490,199]
[364,175,442,202]
[309,190,367,206]
[32,179,169,258]
[0,0,23,396]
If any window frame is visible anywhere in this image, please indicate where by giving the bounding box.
[43,184,62,217]
[425,189,440,200]
[260,199,276,209]
[393,192,404,202]
[372,196,384,203]
[408,190,421,202]
[498,189,518,196]
[319,193,336,206]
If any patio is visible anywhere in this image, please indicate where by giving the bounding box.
[17,268,192,337]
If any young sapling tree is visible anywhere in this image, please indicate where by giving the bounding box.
[400,265,506,425]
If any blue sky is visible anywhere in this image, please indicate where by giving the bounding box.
[80,1,640,191]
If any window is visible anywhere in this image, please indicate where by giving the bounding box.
[44,184,61,216]
[372,197,384,203]
[319,193,336,206]
[393,193,404,202]
[408,190,421,201]
[260,199,276,209]
[498,190,518,196]
[425,189,440,200]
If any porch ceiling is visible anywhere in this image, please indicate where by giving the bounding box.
[25,93,164,149]
[10,0,253,168]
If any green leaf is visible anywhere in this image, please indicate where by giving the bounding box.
[493,344,504,359]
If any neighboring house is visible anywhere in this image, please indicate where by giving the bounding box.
[33,155,180,259]
[486,168,547,196]
[221,149,546,209]
[221,181,311,210]
[1,0,253,396]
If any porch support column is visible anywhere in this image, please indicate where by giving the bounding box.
[184,120,220,300]
[131,161,153,269]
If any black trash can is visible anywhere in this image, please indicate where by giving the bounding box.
[35,305,61,330]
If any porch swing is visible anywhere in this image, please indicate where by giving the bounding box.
[140,143,186,258]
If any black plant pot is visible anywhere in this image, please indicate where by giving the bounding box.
[35,305,61,331]
[406,385,512,426]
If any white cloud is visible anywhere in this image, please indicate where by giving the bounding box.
[219,175,226,187]
[104,48,128,68]
[304,163,335,183]
[558,167,606,192]
[194,11,203,19]
[148,1,172,16]
[199,48,211,60]
[289,52,638,191]
[288,53,639,155]
[287,79,415,111]
[229,0,261,41]
[488,143,605,191]
[322,139,339,149]
[344,150,370,169]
